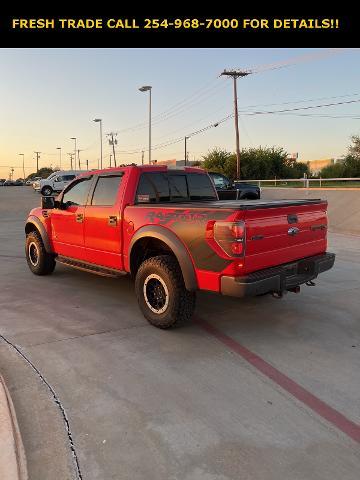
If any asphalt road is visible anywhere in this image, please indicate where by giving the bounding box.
[0,187,359,480]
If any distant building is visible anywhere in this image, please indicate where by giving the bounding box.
[150,159,198,167]
[305,159,335,175]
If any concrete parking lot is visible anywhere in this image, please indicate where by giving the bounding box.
[0,187,359,480]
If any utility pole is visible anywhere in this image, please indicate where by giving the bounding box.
[221,69,251,179]
[107,133,117,167]
[67,153,74,169]
[109,154,112,168]
[77,149,82,170]
[34,152,41,174]
[141,150,144,165]
[184,136,189,166]
[70,138,77,172]
[86,159,89,170]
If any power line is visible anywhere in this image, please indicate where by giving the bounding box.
[115,79,228,134]
[250,48,346,74]
[108,98,360,156]
[237,92,360,110]
[239,98,360,116]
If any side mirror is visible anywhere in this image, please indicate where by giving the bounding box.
[41,196,56,209]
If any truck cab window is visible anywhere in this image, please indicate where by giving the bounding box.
[211,173,229,189]
[91,175,123,206]
[187,173,217,200]
[169,175,188,201]
[136,173,169,203]
[62,177,92,207]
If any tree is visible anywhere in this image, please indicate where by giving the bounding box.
[343,155,360,177]
[26,167,54,181]
[191,160,203,167]
[202,148,233,176]
[349,135,360,159]
[319,162,346,178]
[202,146,308,180]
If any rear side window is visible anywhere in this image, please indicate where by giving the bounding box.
[91,175,123,206]
[136,173,169,203]
[62,175,76,182]
[187,173,217,200]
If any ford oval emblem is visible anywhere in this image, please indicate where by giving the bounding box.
[288,227,300,236]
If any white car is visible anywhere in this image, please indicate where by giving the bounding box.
[34,170,86,196]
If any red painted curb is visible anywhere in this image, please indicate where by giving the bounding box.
[195,318,360,444]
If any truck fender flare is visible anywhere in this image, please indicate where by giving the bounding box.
[25,216,53,253]
[129,225,198,291]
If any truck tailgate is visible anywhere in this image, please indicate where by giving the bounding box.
[243,200,328,274]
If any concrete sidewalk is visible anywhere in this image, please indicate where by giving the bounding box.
[0,375,27,480]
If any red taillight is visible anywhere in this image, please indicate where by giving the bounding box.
[213,221,246,257]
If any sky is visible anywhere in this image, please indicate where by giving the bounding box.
[0,48,359,179]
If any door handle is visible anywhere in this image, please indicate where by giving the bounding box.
[76,213,84,223]
[108,215,118,226]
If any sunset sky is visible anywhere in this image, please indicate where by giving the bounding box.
[0,48,359,179]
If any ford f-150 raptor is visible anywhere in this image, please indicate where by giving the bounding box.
[25,165,335,328]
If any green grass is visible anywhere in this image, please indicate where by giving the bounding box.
[261,181,360,189]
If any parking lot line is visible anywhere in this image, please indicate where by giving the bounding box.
[196,317,360,444]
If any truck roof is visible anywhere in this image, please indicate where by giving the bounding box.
[80,165,205,177]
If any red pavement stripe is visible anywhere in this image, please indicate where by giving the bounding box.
[195,317,360,444]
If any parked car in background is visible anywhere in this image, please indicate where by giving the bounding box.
[208,172,261,200]
[26,177,42,186]
[3,180,16,186]
[0,179,6,186]
[33,170,85,196]
[14,179,24,186]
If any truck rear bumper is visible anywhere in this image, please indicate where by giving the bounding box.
[220,252,335,298]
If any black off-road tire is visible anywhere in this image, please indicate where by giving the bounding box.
[25,231,56,275]
[41,186,53,196]
[135,255,196,329]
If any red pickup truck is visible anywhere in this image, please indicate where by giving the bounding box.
[25,165,335,328]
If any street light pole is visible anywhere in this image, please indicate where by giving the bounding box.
[221,69,251,179]
[93,119,103,169]
[70,137,77,172]
[18,154,25,180]
[149,88,152,164]
[139,86,152,164]
[56,147,62,169]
